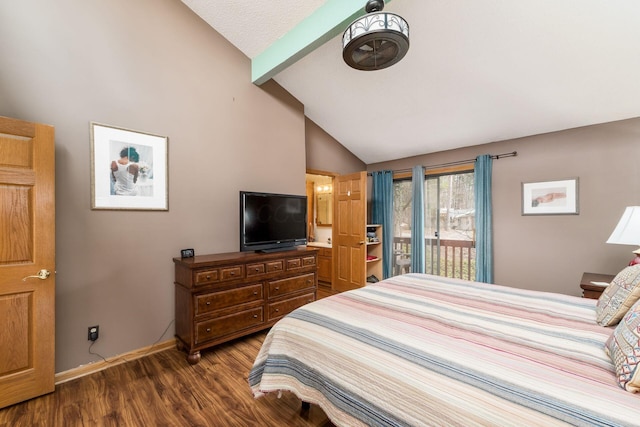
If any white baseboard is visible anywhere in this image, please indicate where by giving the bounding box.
[54,338,176,385]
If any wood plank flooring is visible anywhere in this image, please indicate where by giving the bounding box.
[0,331,334,427]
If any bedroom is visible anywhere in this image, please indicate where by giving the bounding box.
[1,0,640,424]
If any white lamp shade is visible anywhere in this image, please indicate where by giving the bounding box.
[607,206,640,245]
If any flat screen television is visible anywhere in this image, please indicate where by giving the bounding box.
[239,191,308,253]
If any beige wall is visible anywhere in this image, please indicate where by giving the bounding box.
[369,118,640,296]
[305,117,366,174]
[0,0,308,372]
[305,118,365,244]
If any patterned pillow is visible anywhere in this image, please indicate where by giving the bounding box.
[605,298,640,392]
[596,265,640,326]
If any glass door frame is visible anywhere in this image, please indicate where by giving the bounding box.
[424,175,441,275]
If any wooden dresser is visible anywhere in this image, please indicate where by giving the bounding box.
[174,248,318,364]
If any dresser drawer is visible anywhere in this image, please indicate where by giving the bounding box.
[195,284,263,316]
[246,263,265,278]
[286,255,316,271]
[266,260,284,273]
[286,258,302,270]
[246,259,285,278]
[268,273,315,298]
[195,307,263,345]
[194,264,244,286]
[268,292,315,321]
[302,256,316,267]
[194,269,220,286]
[220,265,244,281]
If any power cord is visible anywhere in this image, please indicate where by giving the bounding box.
[87,319,175,364]
[88,339,107,363]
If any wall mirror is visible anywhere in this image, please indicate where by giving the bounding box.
[316,189,332,226]
[305,173,333,227]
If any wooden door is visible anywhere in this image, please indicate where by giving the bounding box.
[332,171,366,292]
[0,116,55,408]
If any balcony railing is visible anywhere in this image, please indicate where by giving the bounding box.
[392,237,476,281]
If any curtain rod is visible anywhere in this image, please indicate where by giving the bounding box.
[368,151,517,176]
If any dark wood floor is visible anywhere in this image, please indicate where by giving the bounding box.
[0,330,334,427]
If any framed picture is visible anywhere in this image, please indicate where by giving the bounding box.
[522,178,579,215]
[90,122,168,210]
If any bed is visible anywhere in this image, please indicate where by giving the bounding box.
[249,273,640,427]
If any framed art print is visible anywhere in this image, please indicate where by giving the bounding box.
[90,122,168,210]
[522,178,578,215]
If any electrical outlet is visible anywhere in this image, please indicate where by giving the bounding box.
[88,325,99,341]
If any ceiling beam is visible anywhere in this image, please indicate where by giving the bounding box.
[251,0,393,85]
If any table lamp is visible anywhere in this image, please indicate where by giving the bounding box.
[607,206,640,266]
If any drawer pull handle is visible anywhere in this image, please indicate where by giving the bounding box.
[206,328,211,333]
[253,314,258,318]
[206,301,211,305]
[275,309,279,312]
[206,275,211,280]
[253,291,258,295]
[255,268,260,271]
[275,286,280,291]
[230,272,235,276]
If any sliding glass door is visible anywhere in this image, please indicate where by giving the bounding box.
[393,171,476,279]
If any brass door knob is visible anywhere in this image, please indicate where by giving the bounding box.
[22,269,51,281]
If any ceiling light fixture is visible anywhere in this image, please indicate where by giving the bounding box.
[342,0,410,71]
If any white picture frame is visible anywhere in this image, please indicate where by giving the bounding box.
[522,178,579,215]
[90,122,168,210]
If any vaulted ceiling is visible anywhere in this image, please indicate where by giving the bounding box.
[181,0,640,164]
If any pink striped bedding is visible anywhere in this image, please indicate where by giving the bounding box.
[249,274,640,426]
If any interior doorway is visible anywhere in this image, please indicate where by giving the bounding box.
[305,171,335,244]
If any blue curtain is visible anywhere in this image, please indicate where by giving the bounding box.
[371,171,394,279]
[411,165,426,273]
[474,155,493,283]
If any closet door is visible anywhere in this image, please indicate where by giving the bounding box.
[0,116,56,408]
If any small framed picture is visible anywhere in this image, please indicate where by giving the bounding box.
[522,178,579,215]
[90,122,168,210]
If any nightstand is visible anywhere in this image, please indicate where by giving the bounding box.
[580,272,615,299]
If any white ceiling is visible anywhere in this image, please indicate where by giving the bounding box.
[181,0,640,164]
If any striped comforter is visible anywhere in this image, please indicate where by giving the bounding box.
[249,274,640,426]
